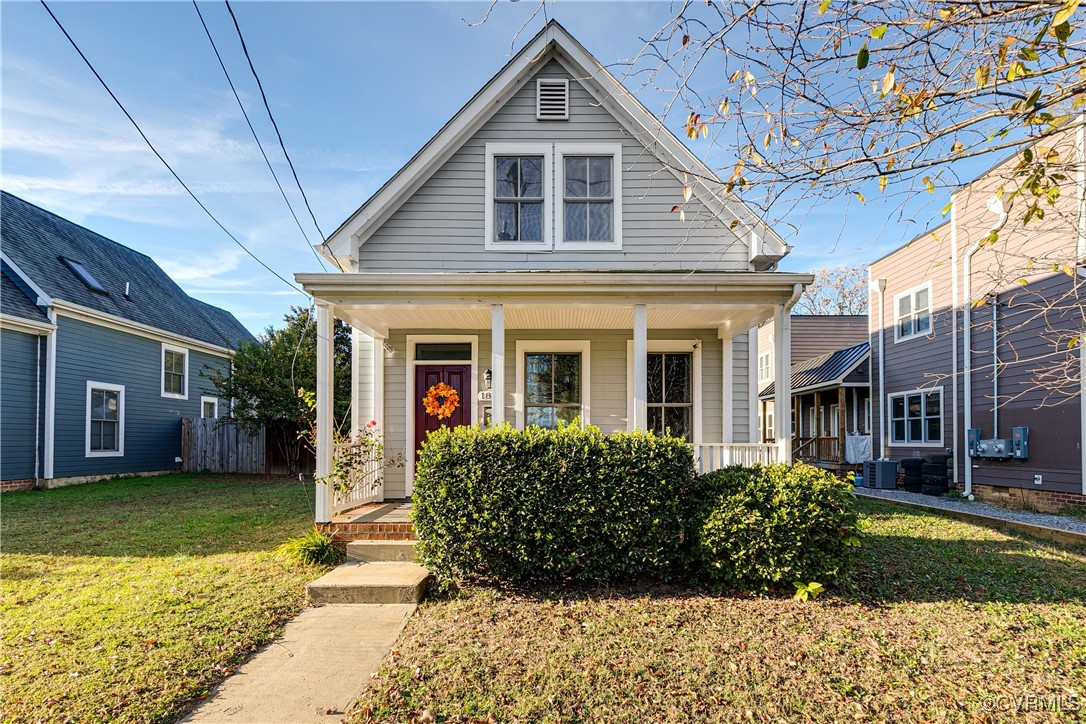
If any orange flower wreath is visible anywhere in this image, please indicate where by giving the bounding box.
[422,382,460,419]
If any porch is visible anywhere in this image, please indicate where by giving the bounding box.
[298,271,811,523]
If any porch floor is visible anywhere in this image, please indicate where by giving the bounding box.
[322,500,415,542]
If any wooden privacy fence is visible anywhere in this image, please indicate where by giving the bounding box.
[181,418,266,474]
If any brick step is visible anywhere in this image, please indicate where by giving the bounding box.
[347,539,417,563]
[306,562,431,605]
[318,521,416,542]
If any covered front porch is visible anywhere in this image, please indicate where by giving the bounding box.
[298,271,811,523]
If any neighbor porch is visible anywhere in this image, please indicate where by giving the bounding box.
[297,271,811,523]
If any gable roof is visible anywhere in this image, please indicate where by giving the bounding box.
[0,191,255,349]
[322,20,788,270]
[759,341,870,398]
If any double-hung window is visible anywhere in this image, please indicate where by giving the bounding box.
[894,283,932,341]
[524,353,582,429]
[647,352,693,441]
[758,351,772,382]
[485,142,622,250]
[86,381,124,457]
[889,389,942,444]
[162,344,188,399]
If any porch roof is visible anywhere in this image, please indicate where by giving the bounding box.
[296,270,812,338]
[759,341,870,399]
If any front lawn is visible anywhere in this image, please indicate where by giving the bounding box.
[356,498,1086,721]
[1,473,319,723]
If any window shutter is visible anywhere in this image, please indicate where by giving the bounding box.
[536,78,569,120]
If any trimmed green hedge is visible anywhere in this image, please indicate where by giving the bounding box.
[411,423,695,584]
[692,464,862,590]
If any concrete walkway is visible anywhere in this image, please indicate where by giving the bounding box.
[183,603,414,723]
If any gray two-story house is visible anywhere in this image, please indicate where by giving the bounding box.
[297,22,812,523]
[0,192,254,491]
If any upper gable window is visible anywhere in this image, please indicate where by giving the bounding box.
[61,257,108,295]
[484,142,622,251]
[894,283,932,342]
[494,156,544,242]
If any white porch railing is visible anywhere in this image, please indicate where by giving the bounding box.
[329,442,384,516]
[695,442,780,474]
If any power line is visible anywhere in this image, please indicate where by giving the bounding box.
[224,0,335,267]
[192,0,329,272]
[39,0,308,297]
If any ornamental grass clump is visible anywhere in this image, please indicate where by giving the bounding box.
[274,525,343,567]
[411,423,695,585]
[692,463,862,592]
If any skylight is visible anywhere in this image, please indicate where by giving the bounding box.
[61,257,108,295]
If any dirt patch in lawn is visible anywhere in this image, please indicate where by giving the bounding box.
[354,498,1086,722]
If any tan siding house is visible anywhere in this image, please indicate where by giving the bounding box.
[299,22,811,521]
[870,128,1085,511]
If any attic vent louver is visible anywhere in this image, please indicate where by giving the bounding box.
[536,78,569,120]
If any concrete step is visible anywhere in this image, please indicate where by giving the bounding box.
[306,562,431,605]
[346,539,417,563]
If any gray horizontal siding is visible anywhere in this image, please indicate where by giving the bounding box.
[1,328,46,480]
[52,315,230,478]
[360,58,749,272]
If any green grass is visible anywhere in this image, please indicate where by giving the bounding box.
[1,473,322,723]
[355,498,1086,722]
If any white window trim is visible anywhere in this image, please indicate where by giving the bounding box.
[515,340,591,429]
[484,143,553,252]
[86,381,124,458]
[887,386,944,447]
[200,395,219,419]
[161,343,189,400]
[757,350,773,383]
[893,282,933,343]
[555,142,623,250]
[404,335,479,496]
[625,339,702,443]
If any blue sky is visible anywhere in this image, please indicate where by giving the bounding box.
[2,1,981,334]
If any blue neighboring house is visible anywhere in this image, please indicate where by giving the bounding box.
[0,191,256,490]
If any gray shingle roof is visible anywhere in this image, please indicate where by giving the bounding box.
[759,341,869,398]
[1,267,50,325]
[1,192,255,348]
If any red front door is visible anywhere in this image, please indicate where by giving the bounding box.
[415,364,472,461]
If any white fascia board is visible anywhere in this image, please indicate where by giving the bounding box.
[0,313,56,335]
[1,251,54,307]
[52,301,233,357]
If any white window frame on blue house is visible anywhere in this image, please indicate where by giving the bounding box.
[893,282,933,343]
[200,396,219,419]
[86,381,124,458]
[161,343,189,400]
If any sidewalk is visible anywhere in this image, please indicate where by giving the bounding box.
[183,603,414,723]
[854,487,1086,546]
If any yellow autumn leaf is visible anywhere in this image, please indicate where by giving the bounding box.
[881,68,895,95]
[854,191,865,204]
[878,175,887,192]
[1053,0,1081,28]
[718,99,730,115]
[974,65,990,88]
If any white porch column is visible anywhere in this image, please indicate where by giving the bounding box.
[315,301,334,523]
[721,334,734,443]
[371,334,385,502]
[633,304,648,430]
[773,304,793,462]
[491,304,505,426]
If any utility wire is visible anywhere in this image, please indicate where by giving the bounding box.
[192,0,329,272]
[40,0,307,297]
[224,0,336,269]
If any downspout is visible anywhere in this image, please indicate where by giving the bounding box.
[963,195,1009,498]
[992,292,999,438]
[951,201,959,490]
[870,277,887,458]
[43,310,57,482]
[34,334,41,490]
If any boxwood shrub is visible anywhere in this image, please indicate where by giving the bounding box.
[691,463,861,591]
[411,423,695,584]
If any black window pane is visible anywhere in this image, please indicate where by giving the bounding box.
[101,423,116,451]
[416,343,473,361]
[891,396,905,419]
[91,390,104,420]
[589,157,612,198]
[565,202,587,241]
[525,354,552,404]
[520,157,542,197]
[909,418,923,442]
[926,418,941,442]
[648,406,664,436]
[647,354,663,404]
[665,406,691,442]
[898,319,912,338]
[496,157,518,197]
[556,406,580,425]
[526,406,556,429]
[588,202,612,242]
[892,420,906,442]
[664,354,691,404]
[565,157,588,197]
[907,394,922,418]
[553,354,580,404]
[103,391,118,420]
[520,202,543,241]
[925,392,940,417]
[495,202,517,241]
